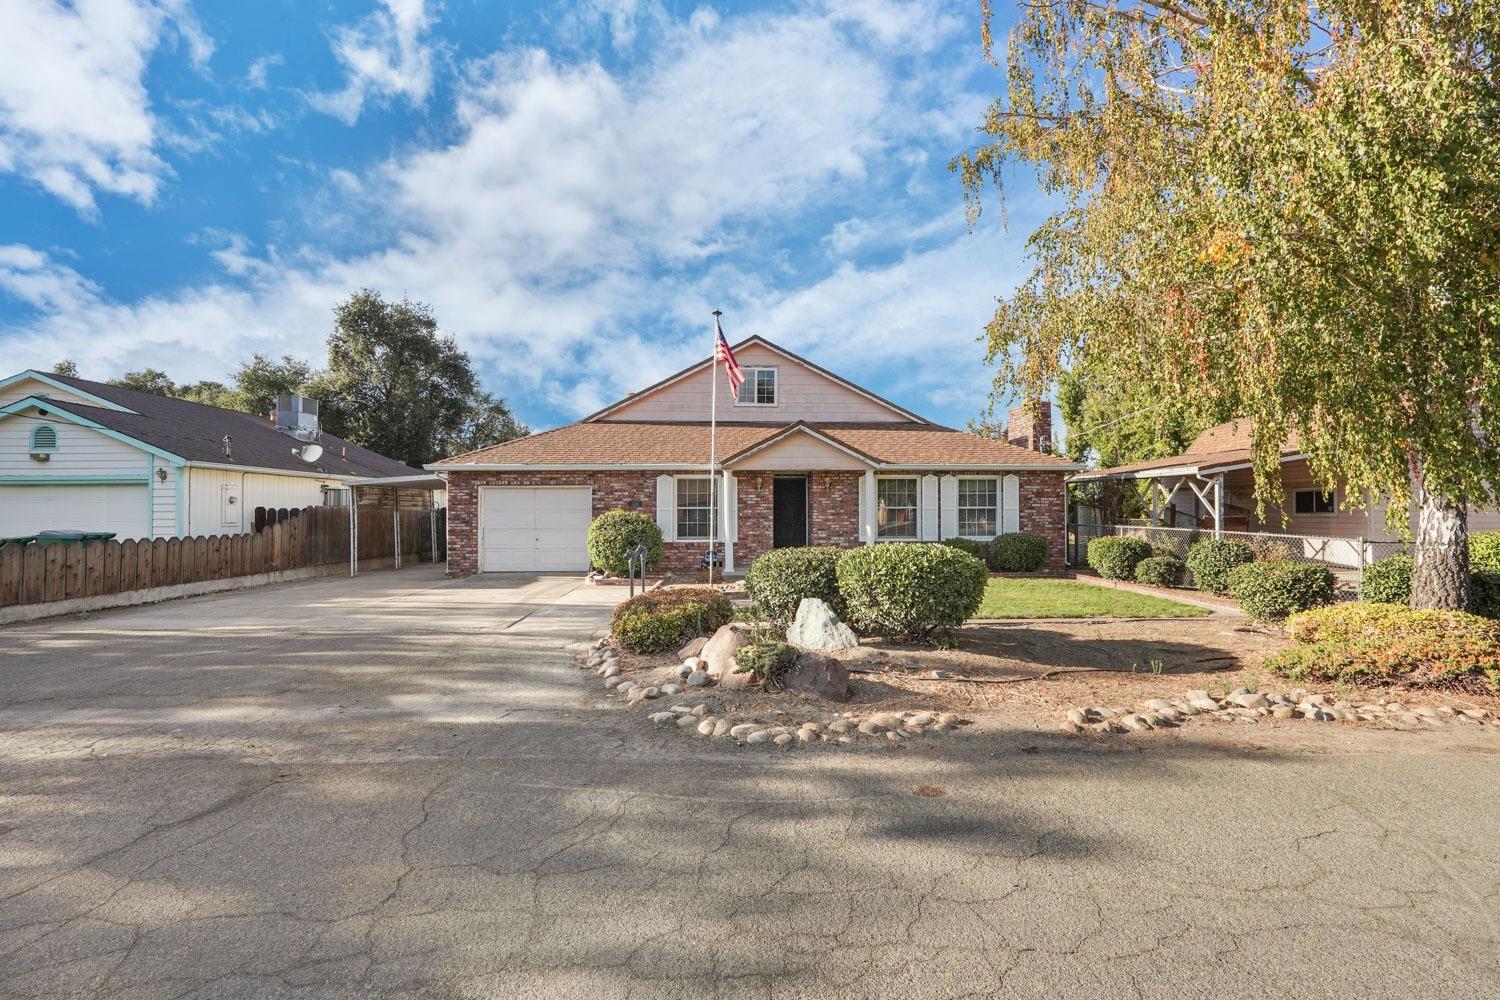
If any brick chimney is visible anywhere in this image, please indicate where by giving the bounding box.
[1006,400,1053,453]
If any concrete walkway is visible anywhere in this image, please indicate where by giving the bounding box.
[1,568,1497,999]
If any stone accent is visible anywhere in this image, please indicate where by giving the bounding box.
[785,598,858,653]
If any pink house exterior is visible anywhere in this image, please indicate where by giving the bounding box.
[430,337,1081,576]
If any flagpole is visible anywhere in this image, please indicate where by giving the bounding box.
[709,310,721,584]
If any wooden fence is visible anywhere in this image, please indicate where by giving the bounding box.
[0,505,439,609]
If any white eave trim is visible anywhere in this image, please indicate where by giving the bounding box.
[722,425,877,468]
[430,460,1084,473]
[184,460,359,481]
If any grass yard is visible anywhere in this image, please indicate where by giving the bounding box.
[973,578,1210,619]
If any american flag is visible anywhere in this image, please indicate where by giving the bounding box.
[715,316,744,396]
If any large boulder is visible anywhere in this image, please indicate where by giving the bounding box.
[782,652,850,701]
[700,624,753,688]
[678,636,709,660]
[786,598,858,653]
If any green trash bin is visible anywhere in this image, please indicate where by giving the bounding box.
[0,535,36,549]
[34,530,92,547]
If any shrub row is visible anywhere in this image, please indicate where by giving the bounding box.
[1361,549,1500,619]
[1226,561,1335,621]
[1265,603,1500,694]
[835,543,988,641]
[744,546,843,627]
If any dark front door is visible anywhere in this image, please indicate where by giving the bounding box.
[772,476,809,548]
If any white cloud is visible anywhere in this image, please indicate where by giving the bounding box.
[0,246,104,314]
[0,0,211,214]
[310,0,439,124]
[245,53,285,91]
[0,1,1006,427]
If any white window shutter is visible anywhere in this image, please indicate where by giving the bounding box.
[656,475,676,541]
[919,474,939,541]
[857,478,870,542]
[1001,474,1021,534]
[939,476,959,539]
[723,474,737,542]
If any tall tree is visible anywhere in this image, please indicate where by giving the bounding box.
[1055,364,1207,468]
[312,290,526,467]
[957,0,1499,610]
[233,354,316,418]
[51,360,79,377]
[443,391,530,457]
[109,369,178,396]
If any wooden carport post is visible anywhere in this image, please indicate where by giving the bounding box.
[349,485,359,577]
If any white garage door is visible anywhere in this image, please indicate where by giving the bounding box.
[479,486,592,571]
[0,484,150,540]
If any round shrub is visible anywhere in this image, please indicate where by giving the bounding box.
[1086,536,1153,581]
[1134,555,1185,588]
[586,509,664,576]
[1225,561,1335,621]
[611,587,733,653]
[990,531,1049,572]
[941,537,987,560]
[1184,538,1255,595]
[1269,603,1500,694]
[1470,531,1500,573]
[745,546,843,627]
[733,639,799,688]
[1360,552,1412,605]
[835,543,987,641]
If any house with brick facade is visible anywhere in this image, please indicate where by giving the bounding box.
[429,337,1081,576]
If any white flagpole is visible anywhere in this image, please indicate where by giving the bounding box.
[708,310,721,584]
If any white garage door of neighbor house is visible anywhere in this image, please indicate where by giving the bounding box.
[479,486,592,571]
[0,484,150,540]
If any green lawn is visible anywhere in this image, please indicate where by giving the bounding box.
[972,578,1210,619]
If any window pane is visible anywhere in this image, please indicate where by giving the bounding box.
[736,377,753,404]
[958,478,997,537]
[755,369,776,404]
[877,478,917,538]
[676,477,717,539]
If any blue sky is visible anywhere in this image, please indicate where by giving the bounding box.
[0,0,1046,433]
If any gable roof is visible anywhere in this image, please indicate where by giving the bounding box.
[2,371,420,479]
[1072,418,1304,481]
[0,370,132,411]
[581,336,930,424]
[429,419,1081,470]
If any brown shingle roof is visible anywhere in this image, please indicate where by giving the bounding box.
[431,420,1079,470]
[1074,418,1302,480]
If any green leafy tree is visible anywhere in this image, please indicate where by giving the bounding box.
[956,0,1500,610]
[109,369,178,396]
[311,290,526,468]
[232,354,316,418]
[51,360,79,377]
[444,391,529,457]
[175,380,239,409]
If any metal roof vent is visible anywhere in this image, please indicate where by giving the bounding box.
[274,394,321,443]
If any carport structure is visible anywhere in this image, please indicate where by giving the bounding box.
[345,473,447,576]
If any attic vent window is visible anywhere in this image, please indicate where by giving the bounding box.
[29,424,58,459]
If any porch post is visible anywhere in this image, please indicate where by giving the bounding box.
[721,468,735,574]
[863,470,877,544]
[1148,480,1160,525]
[1213,474,1224,539]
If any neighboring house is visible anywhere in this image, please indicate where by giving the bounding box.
[428,336,1080,575]
[0,369,424,541]
[1072,417,1500,565]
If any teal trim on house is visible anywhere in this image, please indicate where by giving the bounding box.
[0,475,151,485]
[175,465,185,536]
[0,397,186,465]
[0,371,133,412]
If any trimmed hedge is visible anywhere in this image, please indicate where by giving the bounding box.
[1361,552,1412,605]
[611,587,733,653]
[990,531,1049,572]
[1471,531,1500,573]
[586,509,664,576]
[835,543,987,641]
[941,538,987,560]
[1267,603,1500,694]
[1086,536,1153,580]
[1473,571,1500,619]
[733,639,799,687]
[1134,555,1185,588]
[1184,538,1255,595]
[745,546,843,627]
[1226,561,1335,621]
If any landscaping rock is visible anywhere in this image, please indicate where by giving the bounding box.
[857,720,884,735]
[1271,705,1295,719]
[1066,708,1088,726]
[603,676,624,690]
[828,719,855,734]
[785,598,859,653]
[781,652,850,701]
[868,712,905,729]
[660,683,680,696]
[602,663,620,679]
[745,729,773,745]
[649,711,675,725]
[697,718,718,736]
[773,733,795,746]
[676,714,700,728]
[700,625,750,679]
[678,637,709,660]
[1231,693,1270,710]
[713,718,733,737]
[685,670,710,687]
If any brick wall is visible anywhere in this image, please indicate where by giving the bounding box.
[441,468,1067,575]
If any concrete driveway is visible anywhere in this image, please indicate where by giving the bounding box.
[1,569,1497,999]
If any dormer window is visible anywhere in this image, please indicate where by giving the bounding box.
[735,367,777,406]
[29,424,58,459]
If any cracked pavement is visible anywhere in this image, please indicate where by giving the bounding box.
[1,567,1497,998]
